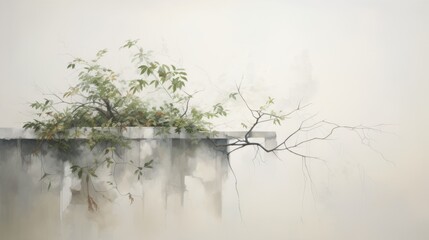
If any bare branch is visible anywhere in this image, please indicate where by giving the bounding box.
[209,89,387,164]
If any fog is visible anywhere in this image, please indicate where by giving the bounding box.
[1,0,429,239]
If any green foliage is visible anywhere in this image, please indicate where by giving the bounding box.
[24,40,229,141]
[23,40,231,209]
[24,40,288,211]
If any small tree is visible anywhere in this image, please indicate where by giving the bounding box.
[24,40,383,211]
[24,40,235,210]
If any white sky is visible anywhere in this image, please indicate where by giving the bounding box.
[1,0,429,239]
[1,0,428,127]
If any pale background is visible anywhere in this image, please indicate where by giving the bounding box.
[1,0,428,239]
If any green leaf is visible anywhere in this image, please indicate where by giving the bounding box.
[96,49,108,58]
[229,92,238,100]
[128,193,134,205]
[78,168,83,179]
[139,65,148,75]
[70,165,80,173]
[144,159,154,168]
[121,39,139,49]
[40,172,49,181]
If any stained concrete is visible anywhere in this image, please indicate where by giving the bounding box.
[0,127,275,232]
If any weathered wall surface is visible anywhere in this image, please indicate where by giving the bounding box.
[0,128,234,239]
[0,139,63,239]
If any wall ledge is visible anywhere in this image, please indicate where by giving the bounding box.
[0,127,276,141]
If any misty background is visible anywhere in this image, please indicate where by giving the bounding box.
[1,0,429,239]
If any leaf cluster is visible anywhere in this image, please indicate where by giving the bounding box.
[23,40,230,208]
[24,40,228,142]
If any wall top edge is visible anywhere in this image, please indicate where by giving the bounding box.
[0,128,276,140]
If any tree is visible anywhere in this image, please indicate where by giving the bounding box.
[24,40,383,211]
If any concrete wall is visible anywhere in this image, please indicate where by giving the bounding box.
[0,127,275,239]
